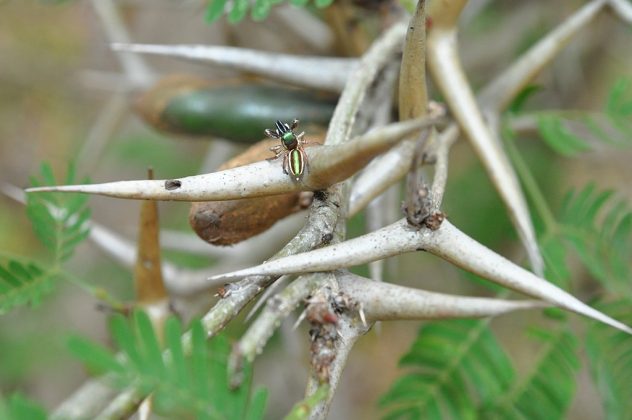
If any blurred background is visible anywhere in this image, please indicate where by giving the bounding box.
[1,0,631,418]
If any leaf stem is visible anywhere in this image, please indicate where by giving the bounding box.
[502,128,558,234]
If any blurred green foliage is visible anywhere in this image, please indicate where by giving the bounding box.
[69,311,268,419]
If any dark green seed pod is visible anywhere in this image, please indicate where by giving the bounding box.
[136,75,336,144]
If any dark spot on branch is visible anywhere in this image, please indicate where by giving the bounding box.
[164,179,182,190]
[332,292,359,315]
[94,301,132,317]
[423,211,446,230]
[321,233,334,244]
[313,190,328,201]
[423,153,437,165]
[215,283,239,298]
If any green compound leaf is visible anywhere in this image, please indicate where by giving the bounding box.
[586,300,632,420]
[508,84,542,114]
[483,328,579,420]
[0,162,91,314]
[535,78,632,156]
[228,0,250,23]
[204,0,334,24]
[0,261,54,314]
[27,162,91,263]
[314,0,334,7]
[289,0,310,6]
[205,0,228,23]
[69,312,267,420]
[67,335,125,377]
[251,0,272,20]
[537,115,592,156]
[540,183,632,300]
[0,393,47,420]
[379,319,514,419]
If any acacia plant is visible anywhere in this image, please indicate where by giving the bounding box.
[1,0,632,419]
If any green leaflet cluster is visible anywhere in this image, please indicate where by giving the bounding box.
[205,0,333,24]
[484,329,579,420]
[68,311,268,420]
[586,301,632,420]
[379,320,579,419]
[0,393,47,420]
[0,163,90,314]
[537,78,632,156]
[540,183,632,295]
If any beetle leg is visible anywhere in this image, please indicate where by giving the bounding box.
[297,133,318,147]
[265,129,280,139]
[267,145,285,161]
[300,147,309,172]
[282,153,289,175]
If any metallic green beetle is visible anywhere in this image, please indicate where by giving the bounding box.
[265,119,308,181]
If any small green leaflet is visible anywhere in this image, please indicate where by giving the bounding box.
[379,319,514,419]
[0,162,90,314]
[0,261,53,314]
[482,328,579,420]
[0,393,47,420]
[205,0,334,24]
[380,320,581,420]
[535,78,632,156]
[284,384,329,420]
[68,311,268,420]
[586,300,632,420]
[540,183,632,299]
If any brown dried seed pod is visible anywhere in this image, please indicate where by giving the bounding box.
[189,137,322,246]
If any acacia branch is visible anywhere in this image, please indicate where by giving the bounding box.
[208,219,632,335]
[52,378,118,420]
[192,16,410,342]
[87,223,234,294]
[324,22,407,146]
[235,267,549,379]
[307,313,368,420]
[608,0,632,22]
[349,1,616,260]
[111,43,355,93]
[230,273,326,385]
[57,183,344,419]
[478,0,607,112]
[345,105,451,216]
[336,272,549,321]
[427,0,544,276]
[91,0,155,87]
[26,116,443,201]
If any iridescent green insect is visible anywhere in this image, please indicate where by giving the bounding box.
[265,119,308,181]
